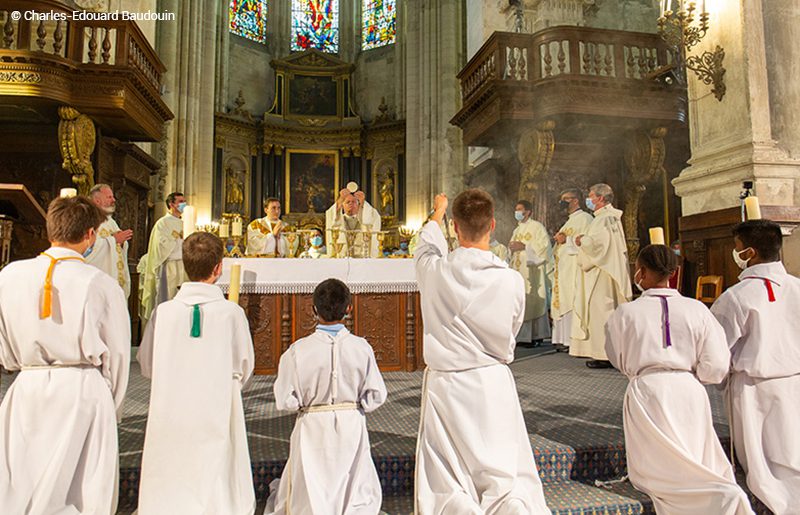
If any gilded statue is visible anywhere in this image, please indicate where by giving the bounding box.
[379,169,395,216]
[225,167,244,209]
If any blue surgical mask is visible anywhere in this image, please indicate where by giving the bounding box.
[82,244,94,258]
[514,211,525,222]
[585,198,596,211]
[673,248,681,257]
[400,242,408,250]
[311,236,323,247]
[177,202,187,213]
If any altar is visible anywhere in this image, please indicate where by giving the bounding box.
[218,258,422,374]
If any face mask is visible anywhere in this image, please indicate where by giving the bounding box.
[559,200,570,210]
[400,242,408,250]
[82,244,94,258]
[673,248,681,257]
[311,236,323,247]
[732,248,753,270]
[633,268,644,292]
[585,198,596,211]
[514,211,525,222]
[177,202,187,213]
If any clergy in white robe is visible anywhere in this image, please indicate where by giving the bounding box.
[326,189,382,258]
[86,183,132,298]
[141,192,187,326]
[571,184,632,366]
[606,244,753,515]
[137,232,256,515]
[710,220,800,515]
[265,278,386,515]
[489,235,509,262]
[551,190,594,348]
[246,198,289,256]
[509,200,553,343]
[0,196,130,514]
[414,191,549,515]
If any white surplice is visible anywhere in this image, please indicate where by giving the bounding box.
[570,204,632,360]
[0,247,131,514]
[137,282,255,515]
[85,215,132,298]
[265,327,387,515]
[246,217,289,256]
[551,210,593,345]
[414,221,549,515]
[141,213,186,325]
[509,218,553,342]
[711,262,800,515]
[325,201,382,258]
[605,289,753,515]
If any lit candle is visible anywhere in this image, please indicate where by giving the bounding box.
[649,227,666,245]
[59,188,77,198]
[182,205,196,238]
[219,221,229,238]
[745,196,762,220]
[228,263,241,304]
[232,218,243,237]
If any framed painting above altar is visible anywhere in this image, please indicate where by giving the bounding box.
[285,149,339,214]
[288,74,338,117]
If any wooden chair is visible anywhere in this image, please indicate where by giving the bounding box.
[696,275,724,305]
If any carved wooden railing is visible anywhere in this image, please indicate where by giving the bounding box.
[458,27,672,105]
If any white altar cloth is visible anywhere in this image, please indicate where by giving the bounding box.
[216,258,418,294]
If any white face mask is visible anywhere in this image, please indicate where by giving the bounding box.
[514,211,525,222]
[634,268,644,292]
[732,247,754,270]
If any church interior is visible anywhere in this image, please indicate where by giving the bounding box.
[1,0,799,513]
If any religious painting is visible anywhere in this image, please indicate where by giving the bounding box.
[372,159,397,218]
[291,0,339,53]
[286,150,339,214]
[288,74,338,117]
[223,157,249,215]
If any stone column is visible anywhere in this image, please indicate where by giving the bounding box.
[404,0,466,225]
[671,0,800,272]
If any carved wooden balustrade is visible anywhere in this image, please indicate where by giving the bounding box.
[0,0,172,140]
[452,27,686,146]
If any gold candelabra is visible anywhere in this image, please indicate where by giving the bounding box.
[658,0,725,101]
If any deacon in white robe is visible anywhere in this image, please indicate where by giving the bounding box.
[414,191,549,514]
[86,184,132,298]
[265,326,386,514]
[326,189,381,258]
[137,281,255,514]
[606,287,753,515]
[551,192,593,347]
[571,185,632,364]
[141,192,187,326]
[712,256,800,515]
[0,203,130,514]
[509,201,553,342]
[246,198,289,256]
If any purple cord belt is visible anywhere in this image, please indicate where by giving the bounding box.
[653,295,672,348]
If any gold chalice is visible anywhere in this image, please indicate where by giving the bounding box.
[331,228,342,258]
[284,231,298,258]
[345,230,358,258]
[376,231,387,257]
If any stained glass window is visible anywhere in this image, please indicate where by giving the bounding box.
[291,0,339,53]
[229,0,268,44]
[362,0,396,50]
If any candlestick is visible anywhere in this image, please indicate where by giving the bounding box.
[232,218,243,237]
[228,263,241,303]
[745,196,762,220]
[219,222,229,238]
[649,227,665,245]
[183,206,196,238]
[59,188,77,198]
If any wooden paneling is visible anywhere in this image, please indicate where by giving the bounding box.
[355,293,405,371]
[241,293,282,374]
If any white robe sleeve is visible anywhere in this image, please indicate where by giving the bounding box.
[273,348,301,412]
[137,308,157,380]
[710,292,745,351]
[232,307,255,387]
[511,273,526,338]
[604,310,623,372]
[524,225,549,266]
[695,310,731,385]
[414,221,449,289]
[359,348,387,413]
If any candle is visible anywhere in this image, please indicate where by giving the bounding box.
[219,222,229,238]
[649,227,666,245]
[59,188,77,198]
[229,263,241,304]
[232,218,243,237]
[745,196,762,220]
[182,205,196,238]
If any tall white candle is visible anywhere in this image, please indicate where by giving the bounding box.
[745,196,762,220]
[183,205,196,238]
[229,263,241,304]
[232,218,243,237]
[59,188,77,198]
[649,227,666,245]
[219,222,229,238]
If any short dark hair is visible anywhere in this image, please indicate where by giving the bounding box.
[559,188,584,204]
[313,278,352,322]
[637,244,678,280]
[516,200,533,212]
[733,220,782,262]
[46,196,106,244]
[452,189,494,241]
[182,232,224,281]
[165,191,184,209]
[264,197,281,209]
